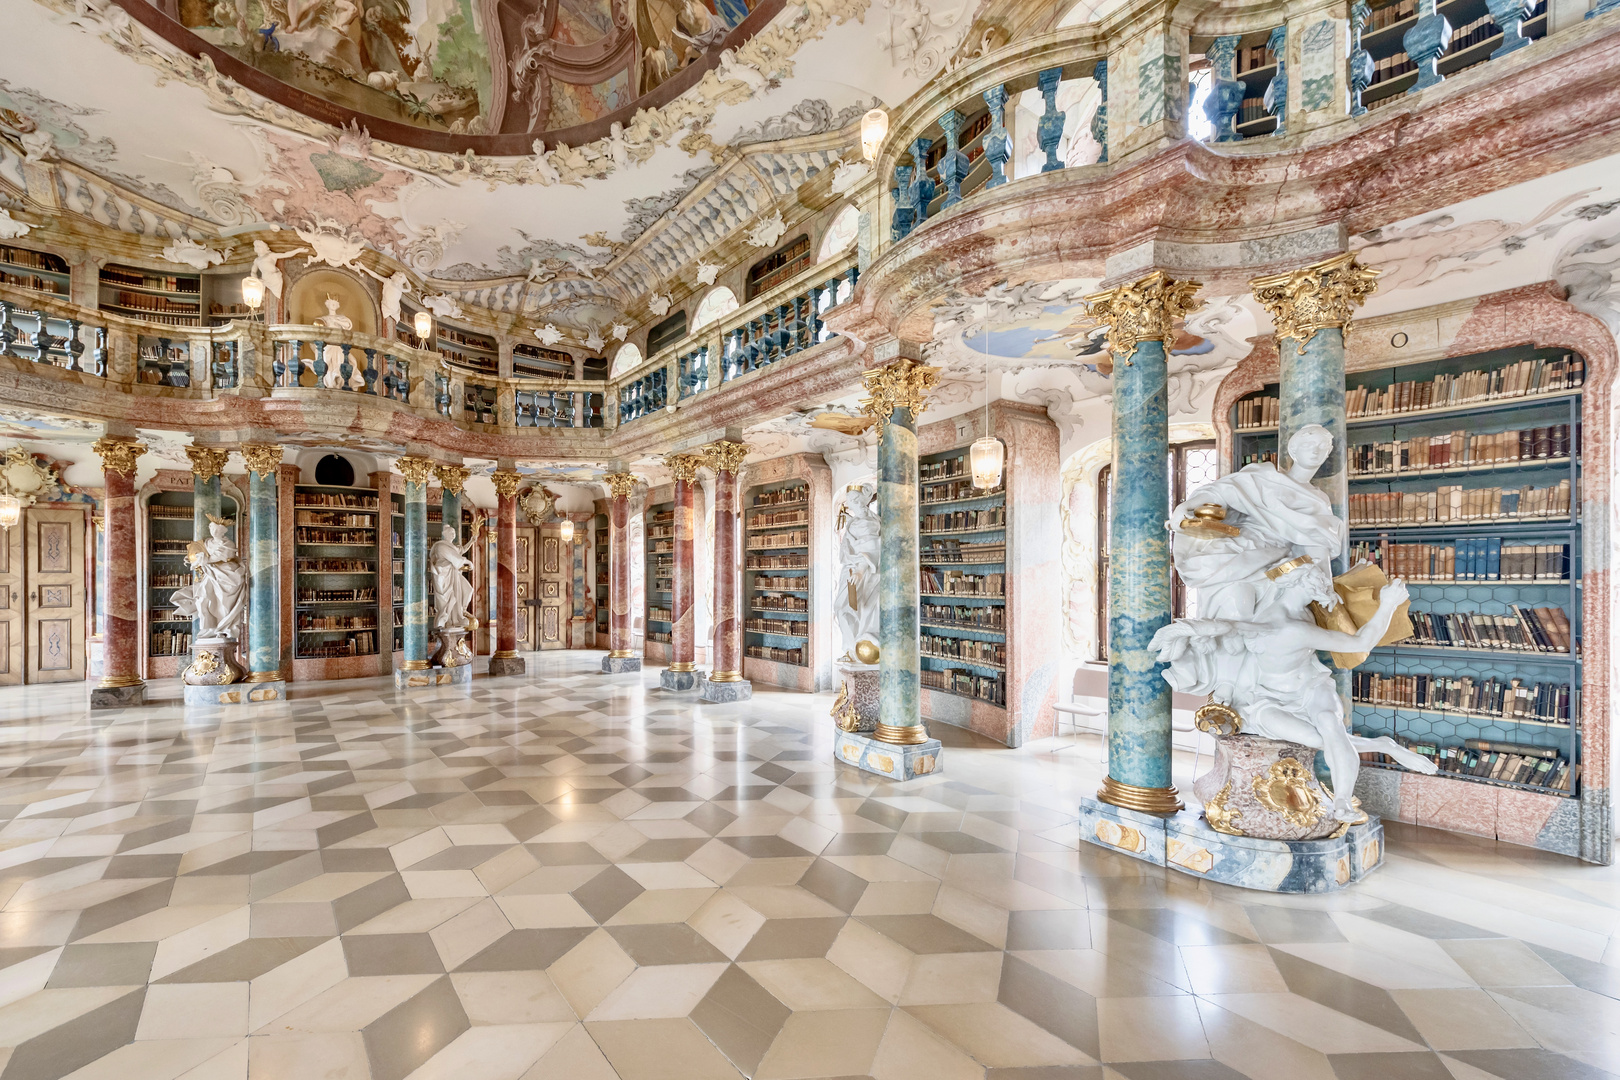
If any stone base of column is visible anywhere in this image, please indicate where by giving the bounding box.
[1077,796,1385,893]
[660,666,699,691]
[394,665,472,690]
[697,673,752,702]
[602,654,642,673]
[89,681,146,710]
[489,655,527,677]
[184,680,286,707]
[833,728,941,780]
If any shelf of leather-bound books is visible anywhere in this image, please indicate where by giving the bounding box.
[744,480,812,667]
[294,486,380,660]
[918,447,1008,711]
[644,502,673,659]
[593,513,608,639]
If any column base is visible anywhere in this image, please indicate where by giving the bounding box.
[1077,796,1385,892]
[602,655,642,673]
[697,673,752,702]
[833,728,942,780]
[89,681,145,710]
[394,665,472,690]
[184,679,286,707]
[489,655,527,677]
[660,667,699,691]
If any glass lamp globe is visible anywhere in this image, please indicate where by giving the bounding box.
[970,436,1004,489]
[240,275,265,310]
[413,310,433,339]
[861,109,889,162]
[559,518,575,543]
[0,494,19,530]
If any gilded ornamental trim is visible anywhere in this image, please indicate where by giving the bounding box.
[665,452,705,483]
[184,446,230,482]
[92,437,146,477]
[859,357,939,435]
[239,444,283,480]
[396,455,437,486]
[1084,271,1204,362]
[434,462,472,496]
[703,440,749,475]
[603,472,638,500]
[491,469,523,500]
[1250,252,1380,354]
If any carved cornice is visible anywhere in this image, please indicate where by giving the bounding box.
[396,455,437,486]
[703,440,750,475]
[1084,272,1204,362]
[1251,253,1381,354]
[91,437,145,477]
[239,443,283,479]
[491,469,523,500]
[859,358,940,435]
[603,472,638,499]
[665,452,706,483]
[434,462,472,496]
[184,445,230,482]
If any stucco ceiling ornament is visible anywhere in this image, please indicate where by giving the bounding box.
[745,211,788,249]
[0,207,30,239]
[609,322,630,341]
[519,486,556,525]
[884,0,975,81]
[534,324,564,345]
[161,238,225,270]
[182,152,258,228]
[293,218,369,270]
[400,220,465,272]
[859,356,940,436]
[647,292,673,316]
[583,324,606,352]
[831,158,870,195]
[0,446,63,506]
[1084,272,1205,363]
[694,261,721,286]
[420,293,465,319]
[1251,253,1380,353]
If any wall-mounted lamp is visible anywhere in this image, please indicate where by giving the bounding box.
[559,518,575,543]
[413,310,433,340]
[861,109,889,162]
[0,494,19,531]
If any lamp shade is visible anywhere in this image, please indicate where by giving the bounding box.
[969,436,1004,490]
[413,310,433,339]
[861,109,889,162]
[241,275,265,310]
[0,494,19,530]
[559,518,574,543]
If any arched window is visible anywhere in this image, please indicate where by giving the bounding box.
[610,343,643,377]
[692,286,740,332]
[818,205,859,262]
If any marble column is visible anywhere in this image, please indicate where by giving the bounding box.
[662,453,705,691]
[184,446,230,650]
[1087,272,1205,814]
[699,441,751,702]
[602,472,642,673]
[239,443,286,688]
[396,456,434,675]
[490,468,526,677]
[90,437,146,709]
[435,462,469,542]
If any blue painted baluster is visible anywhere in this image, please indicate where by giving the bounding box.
[34,320,56,367]
[844,265,858,297]
[775,303,793,357]
[1037,68,1067,169]
[908,137,936,221]
[1404,0,1451,93]
[982,85,1011,188]
[892,166,916,240]
[0,302,14,358]
[338,343,354,389]
[1091,59,1109,163]
[1349,2,1373,117]
[1205,36,1243,141]
[1486,0,1535,57]
[91,327,107,376]
[1587,0,1619,17]
[1264,26,1288,135]
[937,111,970,207]
[747,318,764,370]
[809,283,825,342]
[362,348,378,393]
[66,319,85,372]
[311,339,327,386]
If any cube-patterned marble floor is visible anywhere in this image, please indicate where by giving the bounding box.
[0,650,1615,1080]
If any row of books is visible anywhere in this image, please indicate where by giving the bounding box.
[105,290,198,314]
[150,573,188,588]
[0,245,66,272]
[922,666,1005,705]
[122,310,199,328]
[754,575,807,590]
[1447,13,1504,57]
[922,634,1005,667]
[101,267,198,292]
[296,528,377,545]
[921,455,975,481]
[151,540,191,554]
[296,558,375,573]
[649,510,674,524]
[1350,539,1572,582]
[296,615,378,631]
[747,530,808,550]
[295,512,378,528]
[1406,605,1573,654]
[921,540,1006,564]
[1365,0,1417,31]
[920,568,1005,597]
[1362,736,1574,791]
[1348,480,1572,525]
[745,617,804,636]
[1238,97,1270,126]
[148,506,196,520]
[921,478,1003,504]
[298,633,378,657]
[754,595,808,613]
[752,485,808,507]
[295,494,378,509]
[1235,42,1275,73]
[0,271,65,295]
[648,608,672,623]
[1352,671,1573,723]
[647,525,674,540]
[1233,395,1280,430]
[150,608,181,622]
[921,507,1005,534]
[1239,451,1279,467]
[298,588,377,603]
[751,510,809,530]
[921,603,1005,630]
[746,643,804,665]
[1349,424,1575,476]
[649,541,673,555]
[149,629,192,655]
[746,553,808,570]
[1346,356,1582,417]
[647,630,672,644]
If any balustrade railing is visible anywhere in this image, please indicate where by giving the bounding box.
[0,300,105,375]
[619,368,667,424]
[270,332,415,403]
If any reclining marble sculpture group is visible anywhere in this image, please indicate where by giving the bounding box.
[174,515,248,687]
[1151,424,1437,840]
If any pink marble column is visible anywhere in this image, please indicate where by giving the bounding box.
[700,441,750,701]
[91,437,146,708]
[662,455,703,690]
[490,470,525,677]
[603,473,641,673]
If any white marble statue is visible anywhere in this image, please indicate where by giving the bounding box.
[1151,425,1437,823]
[250,240,308,300]
[171,517,247,642]
[361,267,410,324]
[314,296,355,388]
[430,523,479,630]
[834,484,880,661]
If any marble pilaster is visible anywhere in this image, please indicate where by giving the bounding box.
[490,469,525,677]
[239,444,285,693]
[699,442,750,702]
[662,454,703,691]
[396,455,433,682]
[603,473,642,673]
[90,437,146,709]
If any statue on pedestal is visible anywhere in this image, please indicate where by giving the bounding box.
[173,515,248,686]
[834,483,880,663]
[430,522,480,631]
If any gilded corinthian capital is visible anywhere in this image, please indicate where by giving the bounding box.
[665,453,705,483]
[1084,271,1204,362]
[1250,253,1380,354]
[92,437,146,477]
[704,441,749,475]
[239,443,283,479]
[184,445,230,481]
[396,455,436,486]
[859,357,939,435]
[491,469,523,500]
[603,472,638,500]
[434,462,471,496]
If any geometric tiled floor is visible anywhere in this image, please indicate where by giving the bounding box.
[0,651,1615,1080]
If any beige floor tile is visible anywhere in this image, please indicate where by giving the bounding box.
[496,866,605,896]
[1439,939,1574,987]
[403,1022,571,1080]
[585,962,728,1020]
[586,1017,746,1080]
[402,870,491,899]
[867,1006,984,1080]
[1389,988,1540,1051]
[739,958,889,1010]
[907,1001,1095,1067]
[1179,944,1290,995]
[451,971,576,1025]
[1271,942,1478,990]
[60,1037,239,1080]
[1097,994,1211,1062]
[0,986,134,1048]
[429,899,513,971]
[617,862,717,891]
[683,840,751,886]
[854,880,940,916]
[546,930,636,1019]
[827,918,914,1004]
[753,1007,891,1080]
[261,974,438,1033]
[1205,992,1428,1055]
[898,951,1003,1005]
[724,886,842,920]
[247,938,348,1033]
[136,983,250,1040]
[607,888,714,925]
[0,950,58,1011]
[687,891,766,959]
[246,1031,370,1080]
[1011,948,1189,998]
[518,1024,616,1080]
[1193,997,1337,1080]
[721,859,816,888]
[931,887,1009,950]
[173,1038,248,1080]
[494,894,595,929]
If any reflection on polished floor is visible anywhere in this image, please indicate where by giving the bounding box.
[0,652,1614,1080]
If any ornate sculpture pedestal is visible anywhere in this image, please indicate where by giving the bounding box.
[1194,734,1347,841]
[182,641,282,706]
[831,661,880,734]
[395,630,473,690]
[602,653,642,674]
[833,728,942,780]
[697,672,752,702]
[660,664,699,691]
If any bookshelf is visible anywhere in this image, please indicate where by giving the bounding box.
[1231,345,1584,799]
[1357,0,1547,112]
[917,448,1008,711]
[744,479,811,673]
[389,491,405,655]
[645,501,673,660]
[1233,31,1279,138]
[143,490,237,678]
[435,323,498,374]
[99,263,202,327]
[594,512,609,644]
[0,244,69,298]
[512,342,575,378]
[293,486,382,662]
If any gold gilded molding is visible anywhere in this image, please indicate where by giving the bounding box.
[1251,252,1380,354]
[1084,271,1204,362]
[239,443,283,479]
[491,469,523,500]
[874,721,929,745]
[91,437,146,477]
[1203,781,1243,835]
[859,357,939,435]
[434,462,471,495]
[184,446,230,482]
[665,452,705,483]
[396,455,436,486]
[1097,774,1184,814]
[604,472,637,500]
[1252,758,1325,827]
[704,440,749,475]
[1193,700,1242,737]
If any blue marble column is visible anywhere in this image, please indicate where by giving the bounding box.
[1264,26,1289,136]
[240,444,282,682]
[398,456,434,670]
[1279,328,1348,563]
[878,403,921,738]
[1405,0,1451,94]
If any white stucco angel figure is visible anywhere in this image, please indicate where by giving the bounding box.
[250,240,309,300]
[834,483,880,660]
[716,49,768,93]
[647,293,672,316]
[1150,425,1437,823]
[171,516,248,642]
[530,140,561,186]
[430,522,480,630]
[367,269,410,324]
[0,208,31,240]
